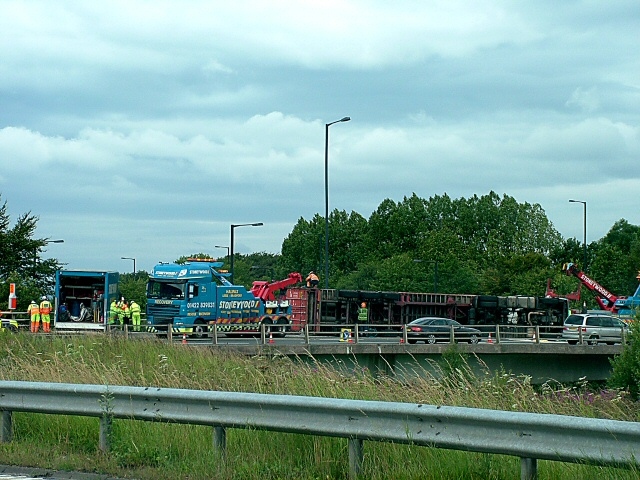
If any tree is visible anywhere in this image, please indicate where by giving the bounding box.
[609,313,640,400]
[281,215,325,276]
[118,272,149,310]
[0,195,63,310]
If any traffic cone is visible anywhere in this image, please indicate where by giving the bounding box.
[487,332,493,344]
[182,333,187,344]
[268,331,275,344]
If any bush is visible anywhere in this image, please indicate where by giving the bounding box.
[608,312,640,399]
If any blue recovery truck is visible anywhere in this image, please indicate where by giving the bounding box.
[54,270,120,330]
[146,260,302,336]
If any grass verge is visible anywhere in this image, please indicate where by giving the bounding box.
[0,332,638,479]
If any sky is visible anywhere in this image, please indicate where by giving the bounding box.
[1,1,639,273]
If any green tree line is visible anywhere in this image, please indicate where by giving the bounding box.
[2,191,640,312]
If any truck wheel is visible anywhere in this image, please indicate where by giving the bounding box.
[476,295,499,308]
[192,321,208,339]
[274,318,288,338]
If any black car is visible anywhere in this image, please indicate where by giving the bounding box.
[404,317,482,344]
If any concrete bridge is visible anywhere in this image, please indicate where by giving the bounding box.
[210,342,620,384]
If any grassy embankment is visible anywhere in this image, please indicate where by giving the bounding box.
[0,332,638,480]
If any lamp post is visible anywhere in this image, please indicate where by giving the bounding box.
[230,223,263,284]
[569,199,587,271]
[215,245,230,263]
[324,116,351,289]
[121,257,136,273]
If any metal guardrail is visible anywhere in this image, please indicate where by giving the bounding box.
[0,381,638,480]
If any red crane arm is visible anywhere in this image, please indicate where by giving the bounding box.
[563,263,619,310]
[250,272,303,301]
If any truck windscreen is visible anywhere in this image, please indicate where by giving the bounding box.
[147,280,186,299]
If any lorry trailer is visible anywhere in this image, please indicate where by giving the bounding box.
[286,287,570,333]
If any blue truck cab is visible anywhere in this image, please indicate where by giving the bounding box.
[146,260,293,336]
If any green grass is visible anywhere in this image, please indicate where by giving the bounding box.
[0,332,638,479]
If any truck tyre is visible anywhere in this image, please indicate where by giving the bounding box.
[476,295,499,308]
[274,317,289,338]
[192,320,208,339]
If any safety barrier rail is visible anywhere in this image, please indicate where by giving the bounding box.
[153,323,570,346]
[0,381,638,480]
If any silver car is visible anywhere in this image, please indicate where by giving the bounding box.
[562,313,628,345]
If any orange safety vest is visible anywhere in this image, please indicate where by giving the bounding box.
[40,300,51,315]
[28,303,40,315]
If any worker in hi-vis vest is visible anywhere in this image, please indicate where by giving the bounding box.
[27,300,40,333]
[357,302,368,323]
[130,300,142,331]
[39,296,52,333]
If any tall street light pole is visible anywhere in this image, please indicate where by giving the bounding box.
[230,223,263,284]
[215,245,230,263]
[121,257,136,273]
[324,116,351,289]
[569,199,587,271]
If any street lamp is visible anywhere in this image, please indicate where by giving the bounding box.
[121,257,136,273]
[215,245,230,262]
[230,223,263,284]
[324,116,351,289]
[569,199,587,271]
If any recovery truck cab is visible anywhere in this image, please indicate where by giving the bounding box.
[145,259,303,336]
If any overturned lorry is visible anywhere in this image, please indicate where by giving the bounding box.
[284,288,570,333]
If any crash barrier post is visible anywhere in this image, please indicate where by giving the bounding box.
[1,381,640,480]
[304,323,310,344]
[211,323,218,345]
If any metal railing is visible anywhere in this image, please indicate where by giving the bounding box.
[0,381,638,480]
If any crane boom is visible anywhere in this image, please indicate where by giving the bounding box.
[250,272,303,301]
[562,263,620,311]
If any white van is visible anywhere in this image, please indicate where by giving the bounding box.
[562,313,628,345]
